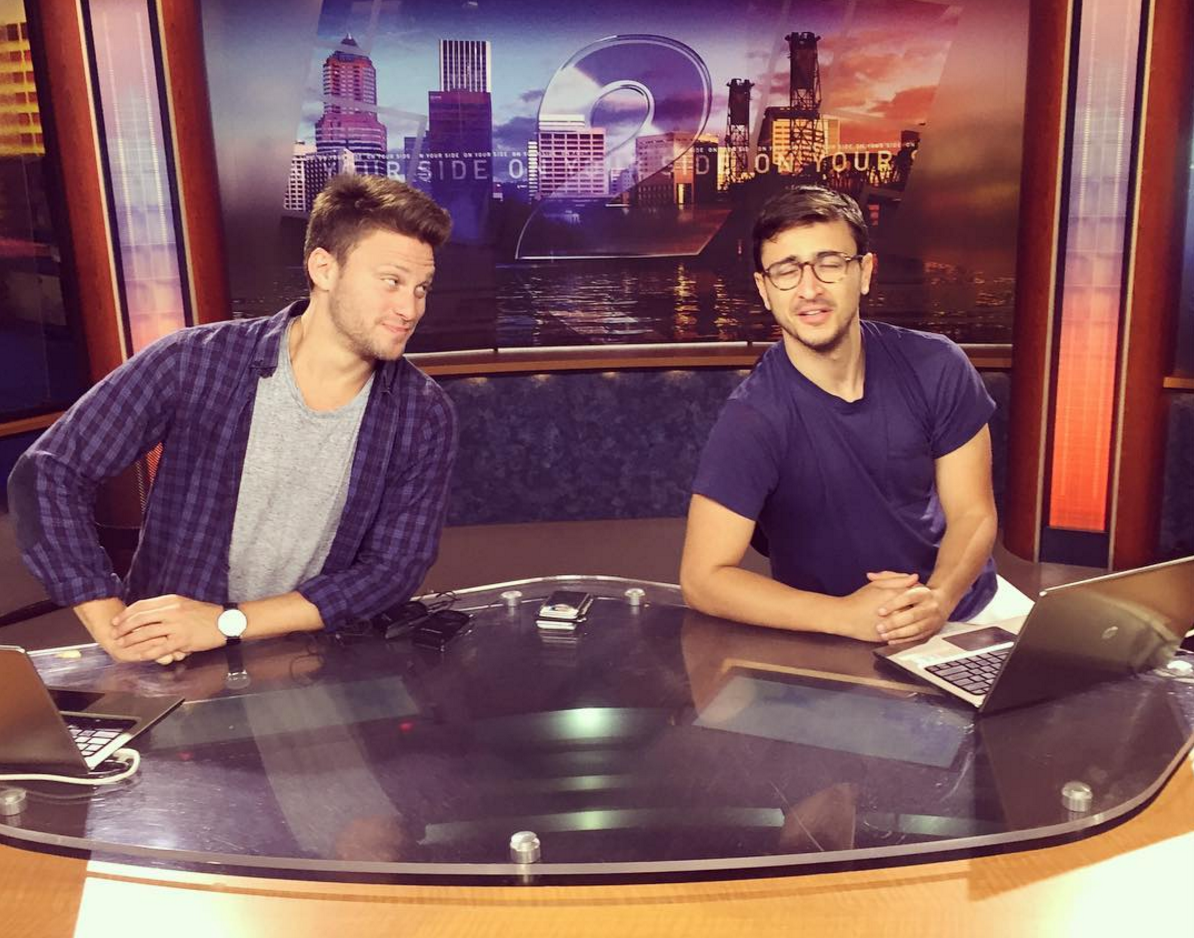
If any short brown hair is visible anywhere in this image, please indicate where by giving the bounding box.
[752,185,868,271]
[303,175,452,287]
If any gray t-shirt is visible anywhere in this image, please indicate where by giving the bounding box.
[227,325,373,603]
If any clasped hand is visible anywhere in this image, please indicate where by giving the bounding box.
[836,571,950,644]
[105,595,226,664]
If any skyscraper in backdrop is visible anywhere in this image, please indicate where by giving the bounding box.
[424,38,494,242]
[314,35,387,177]
[439,39,490,93]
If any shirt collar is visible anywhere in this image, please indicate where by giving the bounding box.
[251,299,401,394]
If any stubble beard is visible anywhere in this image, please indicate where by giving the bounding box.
[328,289,408,363]
[779,302,858,355]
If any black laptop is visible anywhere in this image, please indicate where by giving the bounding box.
[0,645,182,775]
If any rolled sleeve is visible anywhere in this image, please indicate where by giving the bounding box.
[8,335,180,606]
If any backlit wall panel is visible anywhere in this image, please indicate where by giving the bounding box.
[88,0,188,354]
[1047,0,1142,532]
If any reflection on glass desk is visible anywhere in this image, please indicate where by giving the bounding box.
[3,576,1193,881]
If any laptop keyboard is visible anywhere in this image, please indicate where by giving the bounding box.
[926,647,1012,697]
[66,717,127,760]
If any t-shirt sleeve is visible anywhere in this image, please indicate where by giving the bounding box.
[928,340,996,458]
[692,399,781,522]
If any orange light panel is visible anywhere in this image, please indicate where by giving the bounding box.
[1047,0,1142,532]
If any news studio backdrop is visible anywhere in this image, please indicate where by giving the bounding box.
[205,0,1031,353]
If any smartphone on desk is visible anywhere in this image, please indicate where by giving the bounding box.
[411,610,472,650]
[536,590,594,632]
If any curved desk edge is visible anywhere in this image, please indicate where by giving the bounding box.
[2,752,1191,936]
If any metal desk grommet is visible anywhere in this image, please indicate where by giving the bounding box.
[1061,780,1093,814]
[509,830,541,864]
[0,787,27,817]
[624,588,646,608]
[500,589,523,612]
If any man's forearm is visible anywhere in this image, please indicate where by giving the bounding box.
[682,565,840,635]
[87,592,324,646]
[927,508,997,615]
[109,590,326,663]
[239,591,325,639]
[73,596,127,643]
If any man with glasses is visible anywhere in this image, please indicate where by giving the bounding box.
[680,185,1030,643]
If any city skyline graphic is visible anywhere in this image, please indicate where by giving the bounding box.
[288,1,957,220]
[257,0,1021,351]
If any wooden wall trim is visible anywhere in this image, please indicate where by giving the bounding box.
[1004,0,1074,562]
[31,0,126,381]
[156,0,231,325]
[8,348,1009,441]
[408,343,1013,378]
[0,413,63,439]
[1109,0,1194,568]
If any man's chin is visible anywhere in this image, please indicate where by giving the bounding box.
[780,308,860,354]
[784,323,848,354]
[367,333,414,362]
[372,346,408,362]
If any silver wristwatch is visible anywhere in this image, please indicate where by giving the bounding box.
[216,603,248,645]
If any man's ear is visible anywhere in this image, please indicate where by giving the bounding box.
[307,247,337,292]
[860,252,875,296]
[753,271,771,311]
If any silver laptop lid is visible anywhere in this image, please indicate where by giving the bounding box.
[0,645,91,770]
[0,645,183,773]
[981,555,1194,712]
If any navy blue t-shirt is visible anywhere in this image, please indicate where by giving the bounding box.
[693,320,997,621]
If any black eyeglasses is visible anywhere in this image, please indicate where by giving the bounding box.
[762,252,865,289]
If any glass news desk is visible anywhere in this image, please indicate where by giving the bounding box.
[3,576,1193,883]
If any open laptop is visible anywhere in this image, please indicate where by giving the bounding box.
[0,645,182,775]
[875,556,1194,714]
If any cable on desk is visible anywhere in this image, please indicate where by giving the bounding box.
[0,748,141,786]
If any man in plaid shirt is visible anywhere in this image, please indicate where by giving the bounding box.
[9,176,458,665]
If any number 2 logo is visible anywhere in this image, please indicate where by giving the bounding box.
[516,35,713,260]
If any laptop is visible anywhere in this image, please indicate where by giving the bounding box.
[875,556,1194,714]
[0,645,183,775]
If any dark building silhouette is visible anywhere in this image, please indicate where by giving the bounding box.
[758,32,828,178]
[424,41,495,242]
[693,139,720,202]
[726,79,753,185]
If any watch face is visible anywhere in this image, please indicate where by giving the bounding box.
[217,607,248,638]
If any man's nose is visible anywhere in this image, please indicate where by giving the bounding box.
[794,265,824,299]
[393,287,422,320]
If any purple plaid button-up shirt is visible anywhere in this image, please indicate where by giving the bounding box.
[9,302,457,630]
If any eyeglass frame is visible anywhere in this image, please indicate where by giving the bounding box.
[760,251,868,289]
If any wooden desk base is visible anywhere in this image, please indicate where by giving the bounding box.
[4,755,1191,937]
